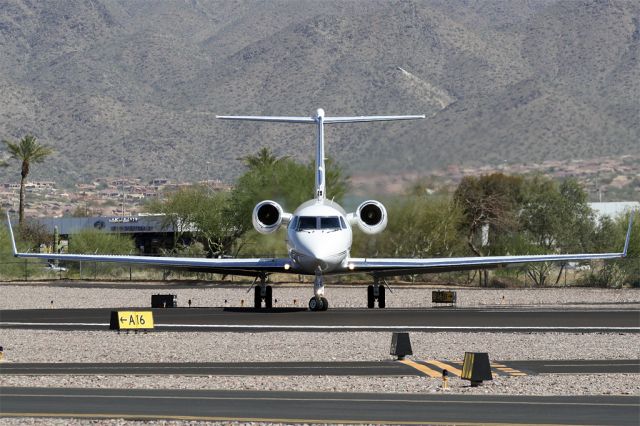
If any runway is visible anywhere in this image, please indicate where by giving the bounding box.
[1,307,638,332]
[1,359,637,377]
[1,387,638,424]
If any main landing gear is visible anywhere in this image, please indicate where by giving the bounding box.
[254,275,273,309]
[367,278,386,309]
[309,272,328,311]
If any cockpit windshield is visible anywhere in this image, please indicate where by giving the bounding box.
[296,216,344,231]
[297,216,317,230]
[320,216,341,230]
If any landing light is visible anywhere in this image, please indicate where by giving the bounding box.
[348,263,355,270]
[284,263,290,270]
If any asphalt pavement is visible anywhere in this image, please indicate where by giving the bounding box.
[1,387,638,424]
[1,359,637,377]
[1,307,638,332]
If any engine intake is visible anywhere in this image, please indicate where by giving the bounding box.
[353,200,387,234]
[252,200,290,234]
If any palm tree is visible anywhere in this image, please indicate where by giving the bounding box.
[242,147,287,169]
[3,135,53,224]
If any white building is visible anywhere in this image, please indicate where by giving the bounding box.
[589,202,640,219]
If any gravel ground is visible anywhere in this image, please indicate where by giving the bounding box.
[0,283,638,424]
[1,330,638,363]
[1,282,639,309]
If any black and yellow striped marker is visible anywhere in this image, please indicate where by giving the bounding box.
[400,359,527,377]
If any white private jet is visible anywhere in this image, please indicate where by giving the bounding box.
[6,109,634,311]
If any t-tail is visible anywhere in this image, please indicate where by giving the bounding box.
[216,109,425,200]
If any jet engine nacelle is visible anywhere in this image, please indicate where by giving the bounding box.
[351,200,388,234]
[252,200,291,234]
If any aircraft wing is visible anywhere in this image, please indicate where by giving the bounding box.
[348,215,633,277]
[5,214,292,277]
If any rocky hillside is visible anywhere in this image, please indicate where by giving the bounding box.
[0,0,637,186]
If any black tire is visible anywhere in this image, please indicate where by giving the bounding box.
[378,285,386,309]
[321,297,329,311]
[254,286,262,309]
[367,285,375,309]
[265,285,273,309]
[309,297,319,311]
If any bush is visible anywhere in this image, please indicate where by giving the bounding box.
[68,229,135,255]
[578,264,627,288]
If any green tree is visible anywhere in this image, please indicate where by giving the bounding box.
[243,147,287,169]
[147,185,245,258]
[519,177,596,286]
[232,148,348,249]
[583,212,640,287]
[353,194,464,258]
[453,173,525,286]
[3,135,54,224]
[454,173,524,256]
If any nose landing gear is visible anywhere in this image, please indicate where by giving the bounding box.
[308,296,328,311]
[309,272,328,311]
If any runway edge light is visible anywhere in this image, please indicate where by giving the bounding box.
[461,352,492,387]
[390,332,413,360]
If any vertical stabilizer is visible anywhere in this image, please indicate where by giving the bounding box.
[217,109,425,201]
[314,108,326,200]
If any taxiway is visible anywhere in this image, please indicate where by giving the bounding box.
[1,359,638,376]
[1,307,638,332]
[1,387,638,425]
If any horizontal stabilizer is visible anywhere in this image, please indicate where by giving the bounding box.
[216,112,425,124]
[216,115,316,123]
[324,115,425,123]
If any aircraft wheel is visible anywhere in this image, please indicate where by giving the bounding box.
[367,285,375,308]
[321,297,329,311]
[378,285,386,309]
[265,285,273,309]
[254,286,262,309]
[309,297,320,311]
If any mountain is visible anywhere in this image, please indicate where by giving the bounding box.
[0,0,637,186]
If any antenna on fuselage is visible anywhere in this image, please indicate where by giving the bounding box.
[216,109,425,201]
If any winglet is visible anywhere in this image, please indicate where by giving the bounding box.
[622,212,634,257]
[6,211,17,256]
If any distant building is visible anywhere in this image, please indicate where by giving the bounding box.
[14,215,191,254]
[589,202,639,219]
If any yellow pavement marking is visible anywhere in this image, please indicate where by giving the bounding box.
[427,360,464,377]
[496,365,528,376]
[399,359,441,377]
